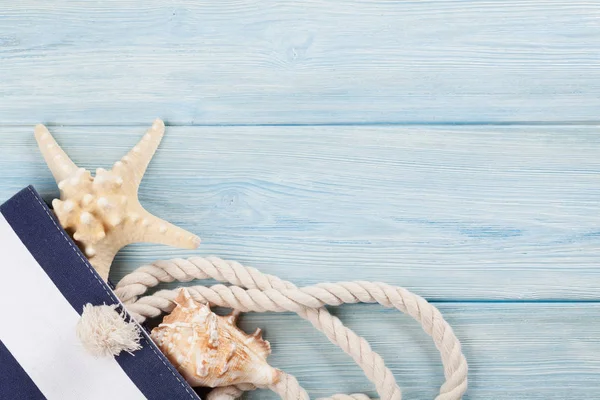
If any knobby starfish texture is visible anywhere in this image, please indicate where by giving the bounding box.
[35,119,201,280]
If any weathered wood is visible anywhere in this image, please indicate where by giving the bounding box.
[2,2,599,394]
[1,125,598,300]
[1,1,599,124]
[237,303,600,399]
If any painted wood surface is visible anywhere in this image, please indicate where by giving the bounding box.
[0,1,599,124]
[1,125,599,300]
[1,1,599,398]
[234,303,600,399]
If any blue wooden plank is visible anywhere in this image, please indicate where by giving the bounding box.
[0,1,599,124]
[1,1,598,397]
[237,303,600,399]
[1,125,599,300]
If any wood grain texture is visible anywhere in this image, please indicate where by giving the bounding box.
[233,303,600,399]
[2,2,599,397]
[1,1,599,125]
[1,125,599,300]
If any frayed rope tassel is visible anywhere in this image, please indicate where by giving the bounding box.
[76,303,141,357]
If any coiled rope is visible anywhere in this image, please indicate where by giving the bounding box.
[114,256,468,400]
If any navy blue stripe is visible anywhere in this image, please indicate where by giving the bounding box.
[1,187,200,400]
[0,340,46,400]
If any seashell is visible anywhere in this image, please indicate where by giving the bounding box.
[151,289,281,388]
[34,120,201,280]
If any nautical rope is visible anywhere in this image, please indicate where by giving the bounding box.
[115,257,468,400]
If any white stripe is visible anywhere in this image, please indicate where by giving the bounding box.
[0,214,146,400]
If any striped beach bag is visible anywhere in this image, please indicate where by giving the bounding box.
[0,186,200,400]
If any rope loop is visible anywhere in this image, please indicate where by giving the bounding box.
[115,257,468,400]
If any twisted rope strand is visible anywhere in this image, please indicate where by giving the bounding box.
[115,257,467,400]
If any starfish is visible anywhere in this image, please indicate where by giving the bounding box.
[34,119,201,280]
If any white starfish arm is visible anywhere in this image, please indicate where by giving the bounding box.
[116,118,165,188]
[135,209,201,249]
[35,120,202,281]
[34,124,78,183]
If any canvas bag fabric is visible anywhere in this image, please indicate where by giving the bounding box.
[0,186,201,400]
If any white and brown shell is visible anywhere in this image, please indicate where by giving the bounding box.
[151,289,281,388]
